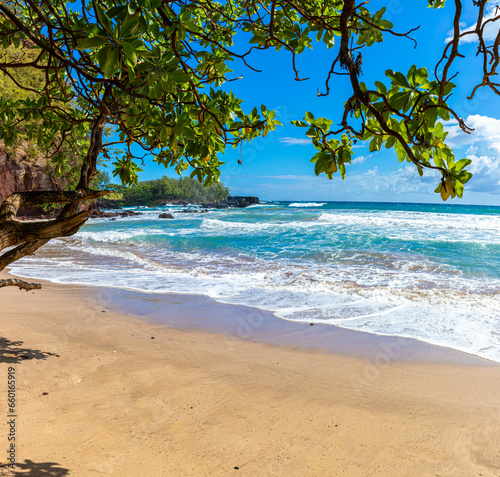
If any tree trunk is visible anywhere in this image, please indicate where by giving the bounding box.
[0,189,109,290]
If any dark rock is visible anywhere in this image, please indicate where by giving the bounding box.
[89,209,142,219]
[227,196,260,208]
[119,210,141,217]
[159,213,175,219]
[177,209,208,214]
[89,210,115,218]
[203,196,260,209]
[96,198,122,210]
[18,208,59,220]
[202,203,228,209]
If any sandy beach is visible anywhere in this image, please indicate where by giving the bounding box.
[1,272,500,476]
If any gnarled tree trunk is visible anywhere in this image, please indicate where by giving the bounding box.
[0,189,108,290]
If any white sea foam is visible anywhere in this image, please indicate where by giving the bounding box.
[76,229,166,243]
[288,202,326,207]
[8,205,500,362]
[249,202,281,206]
[318,211,500,244]
[199,217,328,235]
[11,249,500,362]
[200,218,289,234]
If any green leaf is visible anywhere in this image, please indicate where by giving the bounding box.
[76,37,109,50]
[168,70,190,84]
[426,107,438,126]
[385,136,396,149]
[341,147,351,163]
[414,67,428,86]
[395,142,406,162]
[103,48,120,78]
[122,42,137,66]
[94,3,113,33]
[454,179,464,198]
[127,2,137,14]
[454,158,471,171]
[458,171,473,184]
[154,82,163,98]
[121,18,140,39]
[127,64,136,82]
[390,91,409,110]
[369,137,381,152]
[438,108,451,121]
[314,155,328,175]
[386,69,410,88]
[310,152,322,163]
[375,81,387,94]
[433,151,444,169]
[305,111,315,123]
[97,45,113,71]
[442,81,455,96]
[339,163,346,179]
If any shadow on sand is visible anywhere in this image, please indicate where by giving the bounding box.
[0,460,69,476]
[0,337,59,364]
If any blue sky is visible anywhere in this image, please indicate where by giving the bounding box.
[137,1,500,205]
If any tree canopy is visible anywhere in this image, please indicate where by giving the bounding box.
[0,0,499,290]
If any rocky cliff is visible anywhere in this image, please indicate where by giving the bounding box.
[0,147,62,217]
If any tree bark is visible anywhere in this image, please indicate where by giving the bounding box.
[0,278,41,291]
[0,210,90,250]
[0,188,109,289]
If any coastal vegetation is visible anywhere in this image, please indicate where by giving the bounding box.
[0,0,498,290]
[109,176,229,205]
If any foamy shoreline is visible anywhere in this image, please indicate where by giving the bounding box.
[7,265,499,365]
[7,201,500,363]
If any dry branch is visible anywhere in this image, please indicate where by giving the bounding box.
[0,278,41,291]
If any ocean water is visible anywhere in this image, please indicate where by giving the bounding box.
[9,201,500,362]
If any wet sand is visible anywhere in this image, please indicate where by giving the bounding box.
[105,287,492,365]
[1,272,499,476]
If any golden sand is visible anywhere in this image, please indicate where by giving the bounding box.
[1,274,499,476]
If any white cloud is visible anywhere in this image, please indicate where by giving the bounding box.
[446,114,500,193]
[445,3,500,44]
[351,154,369,165]
[239,115,500,201]
[278,137,311,146]
[255,164,442,200]
[462,154,500,193]
[447,114,500,150]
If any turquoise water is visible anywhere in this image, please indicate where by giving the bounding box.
[10,201,500,361]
